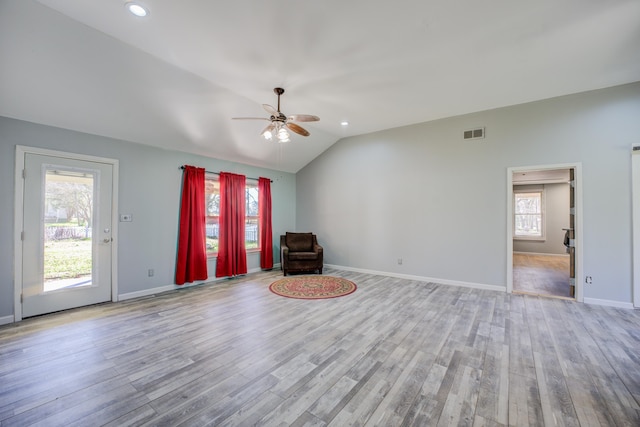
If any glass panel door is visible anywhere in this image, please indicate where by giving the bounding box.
[22,153,113,318]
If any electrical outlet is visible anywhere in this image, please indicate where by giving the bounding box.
[585,276,592,284]
[148,269,154,277]
[397,258,403,265]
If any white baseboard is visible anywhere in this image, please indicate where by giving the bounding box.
[118,264,281,301]
[118,284,192,301]
[327,265,640,309]
[325,264,505,293]
[0,315,15,326]
[583,297,635,309]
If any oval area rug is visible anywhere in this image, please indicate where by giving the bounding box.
[269,276,357,300]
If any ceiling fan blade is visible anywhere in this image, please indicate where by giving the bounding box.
[286,122,310,137]
[263,104,278,115]
[288,114,320,122]
[231,117,270,120]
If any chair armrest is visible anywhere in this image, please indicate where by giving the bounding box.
[314,244,323,254]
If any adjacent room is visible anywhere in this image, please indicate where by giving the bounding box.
[1,1,640,425]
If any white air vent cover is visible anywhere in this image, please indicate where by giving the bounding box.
[463,127,485,140]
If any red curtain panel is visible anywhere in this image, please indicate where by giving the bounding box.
[259,177,273,269]
[215,172,247,277]
[175,166,208,285]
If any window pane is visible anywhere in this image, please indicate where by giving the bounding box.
[514,192,543,237]
[515,193,541,214]
[246,183,259,249]
[515,214,542,236]
[205,179,220,216]
[205,177,219,255]
[44,169,94,291]
[205,218,219,255]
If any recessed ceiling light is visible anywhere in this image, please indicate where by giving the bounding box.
[126,2,148,17]
[340,121,349,126]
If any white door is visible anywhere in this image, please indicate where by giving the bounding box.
[21,153,113,318]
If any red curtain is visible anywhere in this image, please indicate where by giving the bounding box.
[215,172,247,277]
[258,177,273,269]
[175,166,208,285]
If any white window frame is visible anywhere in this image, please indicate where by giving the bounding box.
[513,186,546,241]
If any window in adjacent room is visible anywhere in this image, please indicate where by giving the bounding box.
[514,189,545,240]
[204,175,260,256]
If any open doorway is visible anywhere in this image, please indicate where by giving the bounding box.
[507,164,583,302]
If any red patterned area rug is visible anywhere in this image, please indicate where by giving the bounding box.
[269,276,357,300]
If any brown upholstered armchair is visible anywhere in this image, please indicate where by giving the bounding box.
[280,232,323,276]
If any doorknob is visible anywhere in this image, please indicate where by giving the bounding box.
[103,238,112,243]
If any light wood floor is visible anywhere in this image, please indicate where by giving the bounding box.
[1,268,639,426]
[513,253,572,298]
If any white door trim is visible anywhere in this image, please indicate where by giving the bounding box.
[14,145,119,322]
[631,146,640,308]
[506,162,584,302]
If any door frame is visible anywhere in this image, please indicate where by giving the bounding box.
[632,145,640,308]
[14,145,119,322]
[506,162,584,302]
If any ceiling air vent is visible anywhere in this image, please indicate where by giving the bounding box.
[463,127,485,140]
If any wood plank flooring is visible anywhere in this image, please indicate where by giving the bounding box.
[513,253,572,298]
[1,268,639,426]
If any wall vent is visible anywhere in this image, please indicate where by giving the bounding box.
[463,127,485,140]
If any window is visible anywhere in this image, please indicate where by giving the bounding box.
[204,177,220,256]
[245,181,259,250]
[514,190,545,239]
[204,175,260,256]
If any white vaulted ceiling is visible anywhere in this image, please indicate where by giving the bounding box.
[1,0,639,172]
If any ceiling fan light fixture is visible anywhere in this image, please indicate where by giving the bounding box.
[262,129,273,140]
[277,127,290,143]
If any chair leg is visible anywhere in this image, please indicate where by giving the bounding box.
[318,268,322,275]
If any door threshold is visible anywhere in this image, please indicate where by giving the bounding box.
[513,290,575,301]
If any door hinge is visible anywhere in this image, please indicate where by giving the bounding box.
[569,239,575,248]
[570,207,576,215]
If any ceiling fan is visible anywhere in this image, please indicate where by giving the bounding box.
[232,87,319,143]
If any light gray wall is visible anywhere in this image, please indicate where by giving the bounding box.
[296,82,640,304]
[513,183,570,255]
[0,117,296,319]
